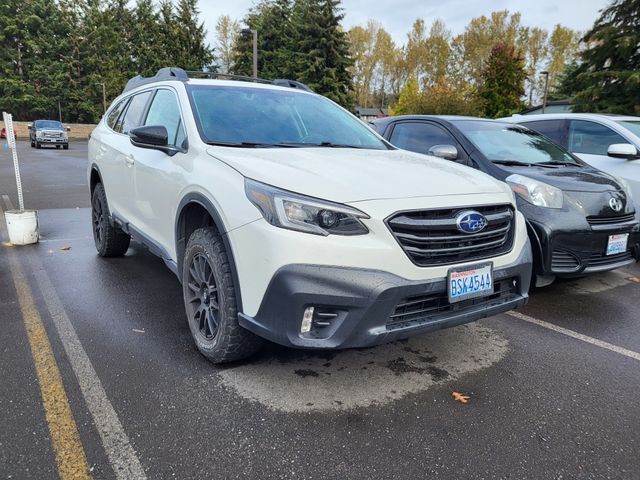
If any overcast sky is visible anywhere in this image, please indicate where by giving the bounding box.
[199,0,610,48]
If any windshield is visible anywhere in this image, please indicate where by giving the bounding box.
[35,120,63,129]
[455,120,579,166]
[188,85,387,149]
[615,120,640,138]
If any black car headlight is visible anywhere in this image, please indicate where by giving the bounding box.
[245,178,369,236]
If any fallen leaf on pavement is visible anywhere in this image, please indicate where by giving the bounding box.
[60,245,72,251]
[452,392,470,404]
[132,329,145,333]
[628,276,640,284]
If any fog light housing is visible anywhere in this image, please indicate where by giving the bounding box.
[301,306,314,333]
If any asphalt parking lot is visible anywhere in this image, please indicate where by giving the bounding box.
[1,140,639,479]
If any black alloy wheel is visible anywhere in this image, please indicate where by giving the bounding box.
[185,252,220,341]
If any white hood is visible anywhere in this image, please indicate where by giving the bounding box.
[207,147,506,203]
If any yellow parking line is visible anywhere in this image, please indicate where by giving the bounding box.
[7,250,91,480]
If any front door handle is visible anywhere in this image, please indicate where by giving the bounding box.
[125,154,135,167]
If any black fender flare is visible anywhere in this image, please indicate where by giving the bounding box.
[524,218,545,274]
[175,192,244,312]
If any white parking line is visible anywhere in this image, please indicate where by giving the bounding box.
[508,311,640,362]
[0,203,147,479]
[28,257,148,479]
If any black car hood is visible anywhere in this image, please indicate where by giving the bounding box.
[501,165,621,193]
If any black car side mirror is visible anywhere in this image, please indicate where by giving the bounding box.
[129,125,178,156]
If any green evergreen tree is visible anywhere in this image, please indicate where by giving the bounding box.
[291,0,354,108]
[478,42,526,118]
[559,0,640,114]
[233,0,294,79]
[170,0,215,71]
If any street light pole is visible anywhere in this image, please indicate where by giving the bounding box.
[97,82,106,113]
[241,28,258,78]
[541,71,550,114]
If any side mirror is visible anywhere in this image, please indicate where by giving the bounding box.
[66,127,71,132]
[27,123,33,130]
[130,125,177,155]
[428,144,458,160]
[607,143,638,159]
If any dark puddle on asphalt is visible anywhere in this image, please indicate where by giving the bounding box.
[215,323,509,412]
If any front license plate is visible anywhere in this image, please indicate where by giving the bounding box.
[606,233,629,256]
[448,263,494,304]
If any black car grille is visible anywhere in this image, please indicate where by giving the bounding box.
[387,277,519,330]
[551,250,580,272]
[387,205,515,266]
[587,213,636,229]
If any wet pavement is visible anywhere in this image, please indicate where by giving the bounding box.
[1,141,639,479]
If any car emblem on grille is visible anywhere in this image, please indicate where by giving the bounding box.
[456,210,488,234]
[609,197,623,212]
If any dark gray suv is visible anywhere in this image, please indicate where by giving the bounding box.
[29,120,69,149]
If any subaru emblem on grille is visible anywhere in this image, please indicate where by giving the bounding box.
[609,197,623,212]
[456,210,488,234]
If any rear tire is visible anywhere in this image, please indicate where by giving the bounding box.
[91,183,130,257]
[182,227,263,364]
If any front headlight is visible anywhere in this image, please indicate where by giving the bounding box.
[36,130,43,138]
[505,174,563,209]
[245,178,370,236]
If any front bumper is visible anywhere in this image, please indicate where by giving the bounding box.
[239,245,532,349]
[526,218,640,276]
[37,137,68,144]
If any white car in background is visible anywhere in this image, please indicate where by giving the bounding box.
[504,113,640,200]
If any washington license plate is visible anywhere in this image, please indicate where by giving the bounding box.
[606,233,629,256]
[448,263,494,303]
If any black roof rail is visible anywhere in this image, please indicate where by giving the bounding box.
[122,67,314,93]
[122,67,188,93]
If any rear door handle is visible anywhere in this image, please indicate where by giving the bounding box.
[125,154,135,167]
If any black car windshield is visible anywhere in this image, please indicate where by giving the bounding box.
[188,85,387,149]
[615,120,640,138]
[454,120,580,166]
[35,120,63,129]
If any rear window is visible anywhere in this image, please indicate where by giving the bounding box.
[519,119,566,147]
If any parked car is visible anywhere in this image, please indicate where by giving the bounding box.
[1,127,17,140]
[503,113,640,200]
[88,68,532,363]
[372,115,640,286]
[29,119,69,149]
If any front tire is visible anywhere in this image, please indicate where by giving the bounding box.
[182,227,263,363]
[91,183,130,257]
[36,142,41,149]
[63,144,69,150]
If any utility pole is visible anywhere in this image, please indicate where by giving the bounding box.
[541,71,550,114]
[97,82,106,112]
[17,42,23,79]
[241,28,258,78]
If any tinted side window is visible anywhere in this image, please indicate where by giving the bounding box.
[106,98,128,130]
[119,91,152,135]
[389,122,456,155]
[568,120,627,155]
[144,89,186,148]
[520,120,566,147]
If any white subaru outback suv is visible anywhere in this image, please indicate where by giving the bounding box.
[88,68,532,363]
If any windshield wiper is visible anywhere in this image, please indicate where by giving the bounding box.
[536,160,580,167]
[206,141,300,148]
[491,160,535,166]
